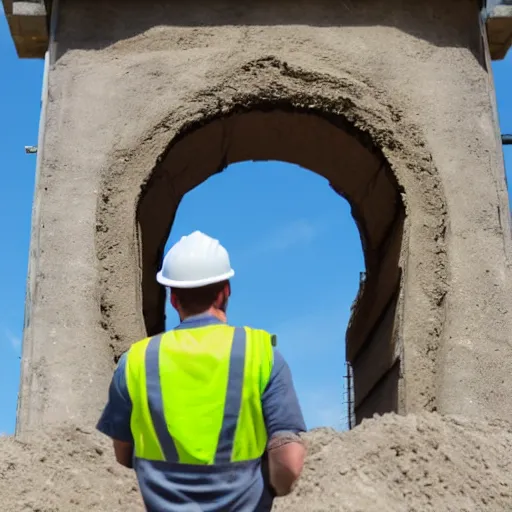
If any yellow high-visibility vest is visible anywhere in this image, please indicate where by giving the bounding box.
[125,324,274,464]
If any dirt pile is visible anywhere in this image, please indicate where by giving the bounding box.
[0,425,143,512]
[275,413,512,512]
[2,413,512,511]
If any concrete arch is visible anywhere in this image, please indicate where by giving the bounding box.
[95,58,447,423]
[13,0,512,437]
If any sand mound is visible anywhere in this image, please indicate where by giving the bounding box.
[0,425,143,512]
[275,413,512,512]
[2,413,512,511]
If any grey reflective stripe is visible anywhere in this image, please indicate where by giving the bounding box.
[215,327,247,463]
[145,334,179,462]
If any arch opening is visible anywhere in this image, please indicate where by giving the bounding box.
[137,108,405,425]
[161,160,365,430]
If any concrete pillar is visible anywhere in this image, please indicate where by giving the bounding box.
[6,0,512,433]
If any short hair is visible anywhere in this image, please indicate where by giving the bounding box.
[171,280,228,316]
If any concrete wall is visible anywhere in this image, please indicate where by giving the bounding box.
[16,0,512,434]
[133,110,406,425]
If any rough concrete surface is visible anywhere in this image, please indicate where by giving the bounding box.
[3,413,512,511]
[18,0,512,435]
[3,0,512,510]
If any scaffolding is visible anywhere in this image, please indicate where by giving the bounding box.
[343,361,356,430]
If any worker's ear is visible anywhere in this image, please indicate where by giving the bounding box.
[214,281,231,311]
[170,291,179,310]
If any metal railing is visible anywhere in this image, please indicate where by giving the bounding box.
[342,361,355,430]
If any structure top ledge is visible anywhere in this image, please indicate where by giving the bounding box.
[2,0,512,60]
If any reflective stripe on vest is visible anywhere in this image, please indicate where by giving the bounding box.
[125,324,274,464]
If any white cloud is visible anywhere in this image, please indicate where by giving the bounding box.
[4,328,21,352]
[261,219,320,253]
[235,218,329,263]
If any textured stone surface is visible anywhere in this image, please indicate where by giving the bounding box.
[3,413,512,511]
[5,1,512,60]
[14,0,512,435]
[3,0,512,509]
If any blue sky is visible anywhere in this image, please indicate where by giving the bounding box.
[1,11,511,436]
[163,162,362,431]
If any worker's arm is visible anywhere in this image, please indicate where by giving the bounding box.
[266,433,306,496]
[262,349,307,497]
[96,353,135,469]
[113,439,134,469]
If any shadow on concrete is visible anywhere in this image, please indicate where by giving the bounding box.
[134,104,404,422]
[54,0,486,68]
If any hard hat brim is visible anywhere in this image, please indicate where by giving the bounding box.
[156,269,235,289]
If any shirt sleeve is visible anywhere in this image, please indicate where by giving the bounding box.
[262,348,307,438]
[96,352,133,443]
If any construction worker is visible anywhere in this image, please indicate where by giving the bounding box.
[96,230,307,511]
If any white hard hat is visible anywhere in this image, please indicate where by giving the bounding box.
[156,231,235,289]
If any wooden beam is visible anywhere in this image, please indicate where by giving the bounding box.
[486,3,512,60]
[2,1,49,59]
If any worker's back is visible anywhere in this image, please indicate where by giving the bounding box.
[97,232,307,511]
[126,315,274,510]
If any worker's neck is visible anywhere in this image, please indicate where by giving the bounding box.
[181,307,227,323]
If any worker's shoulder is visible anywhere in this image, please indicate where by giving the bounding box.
[128,335,154,349]
[122,335,155,362]
[241,325,278,347]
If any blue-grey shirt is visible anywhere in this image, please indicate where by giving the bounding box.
[96,314,307,511]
